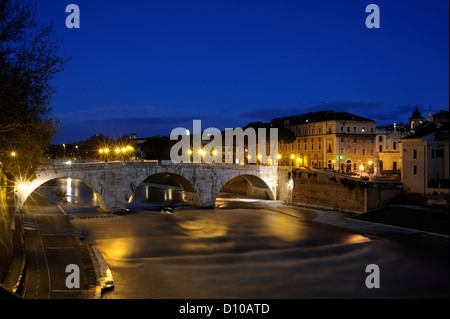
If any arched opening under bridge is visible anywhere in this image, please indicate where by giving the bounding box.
[215,174,274,208]
[127,173,200,212]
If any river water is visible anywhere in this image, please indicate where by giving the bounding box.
[36,178,448,299]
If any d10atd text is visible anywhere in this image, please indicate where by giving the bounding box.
[224,303,269,314]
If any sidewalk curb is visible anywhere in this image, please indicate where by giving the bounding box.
[87,246,103,299]
[1,214,26,298]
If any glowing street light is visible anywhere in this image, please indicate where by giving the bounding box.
[10,152,16,157]
[18,183,27,191]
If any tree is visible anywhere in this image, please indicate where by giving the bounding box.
[0,0,70,181]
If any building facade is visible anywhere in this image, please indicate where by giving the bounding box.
[401,110,449,200]
[375,124,402,175]
[275,110,377,173]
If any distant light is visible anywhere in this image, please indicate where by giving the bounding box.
[186,130,190,136]
[18,183,27,191]
[11,152,16,157]
[65,160,72,165]
[277,154,282,159]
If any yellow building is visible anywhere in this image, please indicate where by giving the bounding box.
[275,110,377,173]
[376,125,402,175]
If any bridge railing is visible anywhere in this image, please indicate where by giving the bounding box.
[40,160,279,172]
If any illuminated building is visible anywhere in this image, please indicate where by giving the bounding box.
[273,110,377,172]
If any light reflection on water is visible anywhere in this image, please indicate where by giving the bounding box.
[38,178,101,206]
[127,182,185,211]
[72,208,449,299]
[38,178,449,299]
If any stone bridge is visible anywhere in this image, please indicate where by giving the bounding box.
[16,161,279,213]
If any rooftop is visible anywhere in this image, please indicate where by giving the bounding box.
[272,110,376,126]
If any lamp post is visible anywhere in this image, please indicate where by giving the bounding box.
[63,144,66,159]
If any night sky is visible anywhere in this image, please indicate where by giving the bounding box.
[35,0,449,144]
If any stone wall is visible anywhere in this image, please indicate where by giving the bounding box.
[277,167,403,213]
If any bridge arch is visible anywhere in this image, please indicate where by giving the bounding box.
[127,171,202,207]
[17,173,107,212]
[214,174,275,205]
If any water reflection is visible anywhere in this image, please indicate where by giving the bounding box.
[127,182,185,211]
[72,206,449,299]
[38,178,100,207]
[54,179,448,299]
[66,178,73,204]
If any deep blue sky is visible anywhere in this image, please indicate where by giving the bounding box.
[35,0,449,144]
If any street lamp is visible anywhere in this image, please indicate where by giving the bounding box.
[63,144,66,158]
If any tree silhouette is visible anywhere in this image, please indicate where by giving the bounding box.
[0,0,70,180]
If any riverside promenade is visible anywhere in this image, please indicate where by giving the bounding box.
[1,192,101,299]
